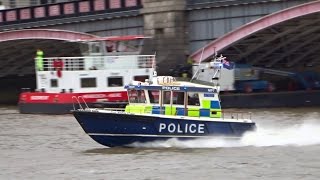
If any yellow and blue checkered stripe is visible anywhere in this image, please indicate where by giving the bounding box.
[125,105,152,114]
[125,100,221,118]
[201,100,222,118]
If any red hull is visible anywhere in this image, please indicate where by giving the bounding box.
[18,91,128,114]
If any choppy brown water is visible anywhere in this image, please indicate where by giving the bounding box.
[1,106,320,179]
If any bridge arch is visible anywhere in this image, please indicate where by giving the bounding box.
[190,0,320,66]
[0,29,98,42]
[0,29,100,78]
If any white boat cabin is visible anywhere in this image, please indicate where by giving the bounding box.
[35,35,155,93]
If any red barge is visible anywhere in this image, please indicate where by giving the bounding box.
[18,35,155,114]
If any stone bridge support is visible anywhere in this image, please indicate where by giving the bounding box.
[141,0,188,75]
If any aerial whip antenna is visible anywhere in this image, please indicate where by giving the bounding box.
[152,51,157,78]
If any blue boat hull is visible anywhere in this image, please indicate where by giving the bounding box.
[73,111,256,147]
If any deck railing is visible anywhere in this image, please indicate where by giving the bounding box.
[72,95,252,121]
[36,55,155,71]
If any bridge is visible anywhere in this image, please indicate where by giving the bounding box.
[190,0,320,69]
[0,0,319,78]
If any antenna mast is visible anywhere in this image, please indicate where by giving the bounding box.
[190,48,205,81]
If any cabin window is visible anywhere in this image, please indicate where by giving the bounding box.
[50,79,58,88]
[90,42,101,53]
[81,78,96,88]
[128,90,146,103]
[117,40,140,52]
[117,41,127,52]
[163,91,172,104]
[80,43,89,55]
[106,41,116,52]
[188,92,200,106]
[108,77,123,87]
[134,75,149,82]
[148,90,159,103]
[172,92,185,105]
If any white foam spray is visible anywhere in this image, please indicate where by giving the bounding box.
[131,121,320,148]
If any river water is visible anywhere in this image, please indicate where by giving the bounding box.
[1,106,320,180]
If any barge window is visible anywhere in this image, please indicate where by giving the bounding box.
[50,79,58,87]
[108,77,123,87]
[128,90,146,103]
[134,75,149,82]
[188,92,200,106]
[80,43,89,56]
[90,42,101,53]
[81,78,96,88]
[117,39,140,52]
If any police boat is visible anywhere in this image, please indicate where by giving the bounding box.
[72,55,256,147]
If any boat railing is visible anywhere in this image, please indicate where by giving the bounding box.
[221,110,252,121]
[72,96,89,111]
[175,77,220,87]
[102,108,126,113]
[36,55,155,72]
[71,103,251,120]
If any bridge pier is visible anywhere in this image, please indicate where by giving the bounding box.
[141,0,188,75]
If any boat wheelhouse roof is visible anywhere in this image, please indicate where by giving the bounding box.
[125,81,218,93]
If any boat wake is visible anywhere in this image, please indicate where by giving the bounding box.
[130,121,320,148]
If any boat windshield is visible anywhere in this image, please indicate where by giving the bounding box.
[128,89,146,103]
[78,38,145,56]
[160,91,200,106]
[105,39,142,53]
[161,91,184,105]
[188,92,200,106]
[79,42,102,56]
[148,90,159,103]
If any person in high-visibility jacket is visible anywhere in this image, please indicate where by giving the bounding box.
[182,54,193,78]
[36,49,44,71]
